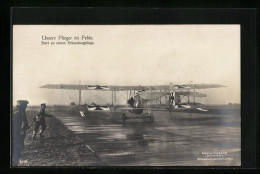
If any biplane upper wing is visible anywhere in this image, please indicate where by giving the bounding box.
[40,84,88,90]
[40,84,169,91]
[179,84,225,89]
[40,84,225,91]
[108,85,169,91]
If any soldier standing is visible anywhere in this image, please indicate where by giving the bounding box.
[127,97,135,108]
[32,103,47,139]
[12,100,29,166]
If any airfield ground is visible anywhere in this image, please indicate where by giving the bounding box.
[17,106,240,166]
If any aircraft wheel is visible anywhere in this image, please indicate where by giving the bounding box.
[122,113,126,123]
[149,113,154,122]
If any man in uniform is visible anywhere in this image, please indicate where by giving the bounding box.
[127,97,135,108]
[12,100,29,166]
[32,103,47,139]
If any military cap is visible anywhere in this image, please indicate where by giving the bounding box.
[17,100,29,106]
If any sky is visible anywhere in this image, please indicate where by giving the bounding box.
[13,25,240,105]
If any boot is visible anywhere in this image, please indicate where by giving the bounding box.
[39,130,45,138]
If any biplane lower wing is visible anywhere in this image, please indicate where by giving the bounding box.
[138,91,169,100]
[136,91,206,101]
[118,107,167,111]
[176,91,207,97]
[117,104,208,112]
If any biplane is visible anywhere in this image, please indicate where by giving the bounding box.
[40,82,225,122]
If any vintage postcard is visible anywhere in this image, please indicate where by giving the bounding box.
[12,25,240,166]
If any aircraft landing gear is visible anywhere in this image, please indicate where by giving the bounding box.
[122,113,126,124]
[122,111,154,123]
[149,112,154,122]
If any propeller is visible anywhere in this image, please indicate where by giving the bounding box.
[169,82,176,106]
[87,85,109,89]
[169,92,175,105]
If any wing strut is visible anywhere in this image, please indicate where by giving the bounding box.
[193,89,195,104]
[79,89,81,105]
[78,82,82,105]
[160,90,161,105]
[112,90,114,106]
[114,91,116,103]
[188,89,190,103]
